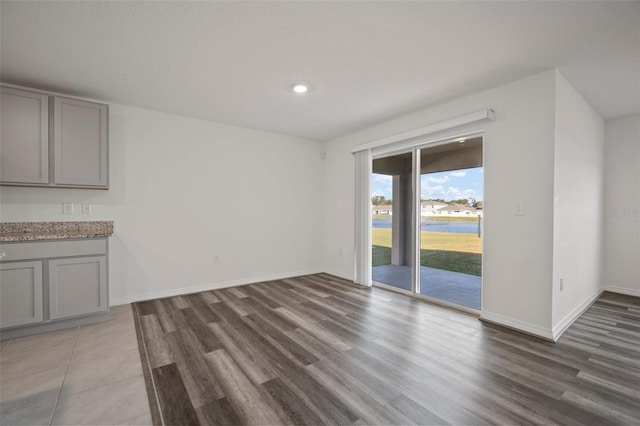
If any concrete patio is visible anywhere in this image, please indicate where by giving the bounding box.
[372,264,481,310]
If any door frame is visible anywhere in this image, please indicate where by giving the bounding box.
[370,132,485,315]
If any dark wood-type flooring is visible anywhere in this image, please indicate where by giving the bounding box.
[133,273,640,425]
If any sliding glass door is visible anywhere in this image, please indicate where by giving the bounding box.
[371,137,483,311]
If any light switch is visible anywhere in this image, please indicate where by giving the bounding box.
[62,202,73,214]
[82,203,91,214]
[514,201,525,216]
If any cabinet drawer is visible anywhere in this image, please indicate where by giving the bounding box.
[0,239,107,262]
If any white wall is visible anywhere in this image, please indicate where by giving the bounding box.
[323,70,558,338]
[551,71,604,337]
[0,104,324,304]
[603,114,640,296]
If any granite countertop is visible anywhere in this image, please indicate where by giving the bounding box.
[0,221,114,242]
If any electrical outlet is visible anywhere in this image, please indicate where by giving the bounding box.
[82,203,91,214]
[338,248,343,256]
[62,202,73,214]
[560,278,564,291]
[213,253,220,263]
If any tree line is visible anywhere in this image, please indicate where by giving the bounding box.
[372,196,481,208]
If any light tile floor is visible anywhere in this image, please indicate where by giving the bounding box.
[0,305,151,426]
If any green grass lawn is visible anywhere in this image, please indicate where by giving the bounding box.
[372,228,482,276]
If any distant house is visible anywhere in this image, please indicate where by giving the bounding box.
[420,200,447,216]
[437,203,478,217]
[372,205,392,215]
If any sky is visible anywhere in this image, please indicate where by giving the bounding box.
[372,166,483,202]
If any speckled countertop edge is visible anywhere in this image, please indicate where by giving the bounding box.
[0,221,114,242]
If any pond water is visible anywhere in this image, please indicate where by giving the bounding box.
[372,217,480,234]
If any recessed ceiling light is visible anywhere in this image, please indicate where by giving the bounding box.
[457,139,466,144]
[293,84,309,94]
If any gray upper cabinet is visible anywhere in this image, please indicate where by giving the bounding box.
[0,261,44,328]
[0,85,108,189]
[53,97,108,187]
[0,87,49,184]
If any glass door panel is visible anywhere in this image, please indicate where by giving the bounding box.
[418,138,483,310]
[371,151,413,291]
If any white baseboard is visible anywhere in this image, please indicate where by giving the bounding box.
[480,311,554,341]
[551,289,603,341]
[322,269,354,282]
[110,268,323,306]
[604,285,640,298]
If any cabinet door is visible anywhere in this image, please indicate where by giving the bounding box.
[53,97,108,187]
[49,256,107,320]
[0,87,49,184]
[0,261,44,328]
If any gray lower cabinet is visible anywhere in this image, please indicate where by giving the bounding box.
[0,87,49,184]
[0,261,44,328]
[0,238,109,339]
[49,256,107,319]
[0,85,109,189]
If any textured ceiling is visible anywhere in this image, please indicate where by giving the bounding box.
[1,1,638,141]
